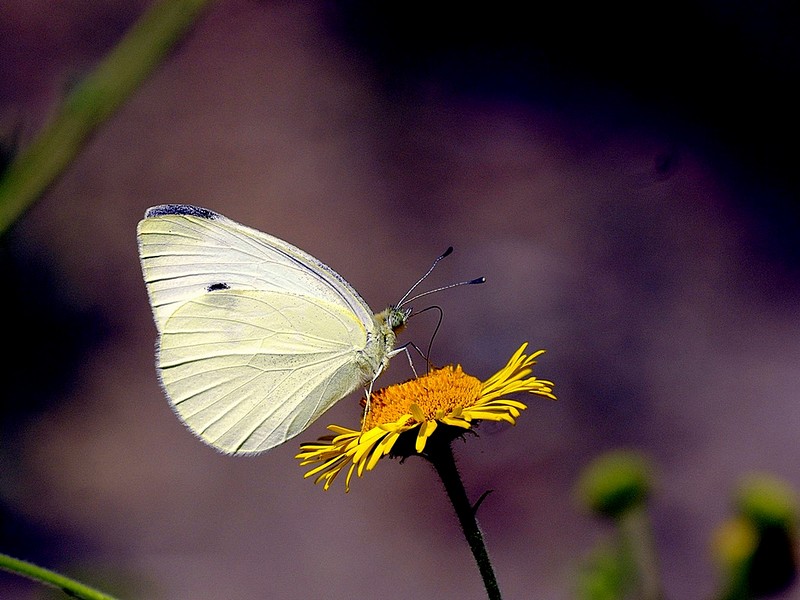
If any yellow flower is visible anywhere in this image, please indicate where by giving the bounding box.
[296,343,556,492]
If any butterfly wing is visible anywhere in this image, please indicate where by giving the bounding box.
[136,204,375,333]
[158,289,372,453]
[136,205,383,454]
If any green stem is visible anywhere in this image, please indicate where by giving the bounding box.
[618,506,664,600]
[425,439,503,600]
[0,552,118,600]
[0,0,215,236]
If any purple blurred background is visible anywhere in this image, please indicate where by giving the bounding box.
[1,1,798,598]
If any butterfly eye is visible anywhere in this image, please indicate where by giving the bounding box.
[387,307,411,331]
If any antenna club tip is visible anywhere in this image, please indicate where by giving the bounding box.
[441,246,454,258]
[471,277,486,285]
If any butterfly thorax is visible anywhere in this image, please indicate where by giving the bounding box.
[362,306,410,372]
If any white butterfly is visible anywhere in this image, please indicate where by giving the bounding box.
[137,205,475,455]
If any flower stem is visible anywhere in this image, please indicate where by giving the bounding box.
[619,507,664,600]
[0,0,215,236]
[425,439,503,600]
[0,552,118,599]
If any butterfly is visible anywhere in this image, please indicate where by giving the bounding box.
[137,204,480,455]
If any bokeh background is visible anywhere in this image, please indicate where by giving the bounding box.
[1,1,798,598]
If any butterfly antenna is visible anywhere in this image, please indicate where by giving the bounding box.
[395,247,454,308]
[400,276,485,308]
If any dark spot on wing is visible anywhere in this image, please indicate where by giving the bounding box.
[207,282,230,291]
[145,204,219,220]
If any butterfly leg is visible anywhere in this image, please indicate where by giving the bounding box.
[389,342,419,378]
[360,369,381,434]
[401,344,417,378]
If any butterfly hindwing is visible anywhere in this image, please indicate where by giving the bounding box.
[158,288,371,453]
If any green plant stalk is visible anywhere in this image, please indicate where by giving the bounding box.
[618,506,663,600]
[0,0,215,236]
[425,439,503,600]
[0,552,118,600]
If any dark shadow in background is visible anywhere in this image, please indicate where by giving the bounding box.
[0,236,108,584]
[327,0,800,266]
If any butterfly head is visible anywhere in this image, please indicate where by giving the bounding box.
[378,306,412,334]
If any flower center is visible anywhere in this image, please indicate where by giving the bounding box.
[363,365,483,429]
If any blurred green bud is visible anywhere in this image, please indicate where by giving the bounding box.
[712,517,759,570]
[577,450,654,519]
[714,474,798,599]
[736,474,797,530]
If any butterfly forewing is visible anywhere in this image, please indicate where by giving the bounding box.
[137,205,375,332]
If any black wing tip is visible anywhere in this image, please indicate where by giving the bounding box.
[144,204,219,220]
